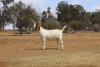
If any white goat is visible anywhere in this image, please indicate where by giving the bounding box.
[34,22,66,50]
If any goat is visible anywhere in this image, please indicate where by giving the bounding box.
[34,22,66,50]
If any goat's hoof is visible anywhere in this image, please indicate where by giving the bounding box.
[61,49,64,50]
[62,46,64,50]
[61,48,64,50]
[56,48,58,49]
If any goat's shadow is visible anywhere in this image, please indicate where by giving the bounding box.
[24,48,42,50]
[24,48,60,51]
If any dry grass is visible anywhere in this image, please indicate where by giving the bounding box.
[0,31,100,67]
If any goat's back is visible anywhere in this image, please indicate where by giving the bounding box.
[40,29,62,39]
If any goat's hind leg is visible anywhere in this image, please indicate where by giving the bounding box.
[56,39,59,49]
[59,36,64,49]
[61,40,64,49]
[60,39,64,49]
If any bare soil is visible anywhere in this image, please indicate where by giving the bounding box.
[0,31,100,67]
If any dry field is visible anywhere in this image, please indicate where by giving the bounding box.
[0,31,100,67]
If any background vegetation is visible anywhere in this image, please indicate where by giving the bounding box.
[0,0,100,35]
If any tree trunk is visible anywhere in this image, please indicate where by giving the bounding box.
[2,23,5,30]
[19,23,22,35]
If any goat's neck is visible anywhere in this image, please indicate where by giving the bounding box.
[38,26,46,32]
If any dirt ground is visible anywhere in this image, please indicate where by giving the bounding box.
[0,31,100,67]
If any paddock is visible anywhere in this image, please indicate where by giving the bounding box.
[0,31,100,67]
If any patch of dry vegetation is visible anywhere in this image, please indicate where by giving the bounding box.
[0,31,100,67]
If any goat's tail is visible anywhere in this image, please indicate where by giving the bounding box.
[62,25,66,32]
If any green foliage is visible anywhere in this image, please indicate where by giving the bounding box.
[9,1,39,35]
[0,0,100,32]
[71,5,85,20]
[56,1,69,22]
[56,1,86,23]
[41,18,60,30]
[56,1,88,31]
[91,12,100,24]
[41,7,55,29]
[0,0,14,30]
[93,24,100,32]
[1,0,14,5]
[47,19,61,29]
[69,20,85,31]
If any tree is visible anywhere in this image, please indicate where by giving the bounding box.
[47,7,53,19]
[41,7,57,30]
[9,1,39,35]
[69,4,85,21]
[69,20,85,31]
[68,5,79,21]
[0,0,14,30]
[56,1,69,23]
[90,12,100,32]
[41,7,52,29]
[91,12,100,24]
[56,1,89,31]
[41,11,47,29]
[73,5,85,20]
[0,9,2,29]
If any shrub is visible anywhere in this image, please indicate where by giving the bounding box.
[69,20,85,31]
[93,24,100,32]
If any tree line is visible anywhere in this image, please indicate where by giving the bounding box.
[55,1,100,32]
[0,0,100,35]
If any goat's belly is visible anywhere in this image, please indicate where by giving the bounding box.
[46,36,57,40]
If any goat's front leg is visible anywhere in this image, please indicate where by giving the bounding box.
[42,38,46,50]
